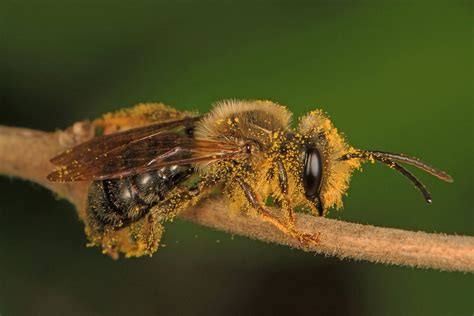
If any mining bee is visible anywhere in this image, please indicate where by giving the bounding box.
[48,100,453,257]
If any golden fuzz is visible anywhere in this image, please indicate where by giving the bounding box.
[299,110,361,210]
[195,99,292,141]
[83,100,362,257]
[196,100,360,213]
[95,102,196,132]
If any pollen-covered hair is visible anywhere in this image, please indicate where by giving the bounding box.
[298,110,361,210]
[94,102,196,133]
[195,99,292,142]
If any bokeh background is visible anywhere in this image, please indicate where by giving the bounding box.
[1,1,472,315]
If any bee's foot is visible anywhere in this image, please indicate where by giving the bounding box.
[296,232,320,246]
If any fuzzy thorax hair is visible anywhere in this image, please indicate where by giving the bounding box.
[195,99,360,213]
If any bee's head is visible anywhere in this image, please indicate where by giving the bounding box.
[295,110,453,216]
[296,110,360,216]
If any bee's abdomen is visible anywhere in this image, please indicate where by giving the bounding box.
[87,165,194,230]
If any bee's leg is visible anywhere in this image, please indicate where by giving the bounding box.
[276,159,295,223]
[236,177,319,246]
[128,212,165,257]
[276,159,323,218]
[154,178,215,221]
[130,194,194,256]
[127,178,213,255]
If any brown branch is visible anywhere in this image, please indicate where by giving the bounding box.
[0,123,473,273]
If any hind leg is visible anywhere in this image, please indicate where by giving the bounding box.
[128,178,214,256]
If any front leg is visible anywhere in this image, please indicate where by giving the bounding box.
[235,177,319,246]
[275,158,295,223]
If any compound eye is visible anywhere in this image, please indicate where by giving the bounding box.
[303,146,323,198]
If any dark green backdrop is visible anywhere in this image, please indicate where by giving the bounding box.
[1,1,472,315]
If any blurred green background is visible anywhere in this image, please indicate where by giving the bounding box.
[0,1,472,315]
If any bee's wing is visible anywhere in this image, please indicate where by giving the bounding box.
[48,117,242,182]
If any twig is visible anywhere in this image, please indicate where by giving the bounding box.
[0,123,473,272]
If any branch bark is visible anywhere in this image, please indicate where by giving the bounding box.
[0,123,473,272]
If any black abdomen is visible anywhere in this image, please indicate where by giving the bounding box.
[87,165,194,230]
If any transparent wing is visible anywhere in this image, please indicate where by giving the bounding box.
[48,117,242,182]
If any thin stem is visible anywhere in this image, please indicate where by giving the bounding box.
[0,124,473,272]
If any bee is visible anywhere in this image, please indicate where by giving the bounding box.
[48,100,453,257]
